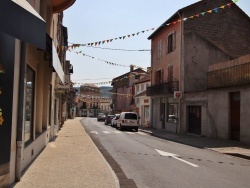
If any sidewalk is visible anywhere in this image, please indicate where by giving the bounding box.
[139,127,250,160]
[13,118,119,188]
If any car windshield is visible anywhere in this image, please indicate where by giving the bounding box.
[124,113,137,119]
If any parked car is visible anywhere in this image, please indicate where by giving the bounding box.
[104,115,115,125]
[97,113,106,121]
[117,112,139,131]
[111,114,120,128]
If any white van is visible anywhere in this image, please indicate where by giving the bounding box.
[117,112,139,131]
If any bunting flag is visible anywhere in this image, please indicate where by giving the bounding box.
[67,0,239,50]
[72,70,150,86]
[77,86,133,97]
[70,49,147,70]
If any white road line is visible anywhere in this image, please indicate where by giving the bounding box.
[126,132,135,134]
[137,132,147,135]
[103,131,111,134]
[114,131,122,134]
[155,149,199,168]
[91,131,98,134]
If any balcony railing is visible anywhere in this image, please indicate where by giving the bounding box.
[208,62,250,89]
[146,80,179,96]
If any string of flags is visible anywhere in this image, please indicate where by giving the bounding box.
[70,45,150,52]
[69,49,146,69]
[78,86,133,97]
[73,70,150,86]
[65,0,238,50]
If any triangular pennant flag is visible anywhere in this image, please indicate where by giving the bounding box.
[233,0,238,3]
[102,41,105,44]
[195,14,200,17]
[137,32,140,35]
[142,31,145,33]
[98,41,101,45]
[207,10,213,13]
[95,42,98,46]
[172,21,177,25]
[227,3,232,8]
[110,39,113,42]
[91,43,94,46]
[107,40,109,43]
[115,38,117,40]
[213,8,219,13]
[123,36,126,39]
[183,17,188,21]
[152,28,155,30]
[220,5,225,9]
[200,12,206,16]
[119,37,122,39]
[88,43,90,46]
[189,16,194,19]
[132,34,135,36]
[128,35,130,38]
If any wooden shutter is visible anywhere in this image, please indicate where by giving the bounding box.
[173,31,176,50]
[166,37,169,54]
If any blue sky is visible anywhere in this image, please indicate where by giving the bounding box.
[63,0,250,87]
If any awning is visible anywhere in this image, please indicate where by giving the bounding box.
[0,0,46,50]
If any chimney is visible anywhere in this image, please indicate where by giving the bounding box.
[130,65,134,72]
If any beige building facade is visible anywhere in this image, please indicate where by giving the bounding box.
[0,0,76,186]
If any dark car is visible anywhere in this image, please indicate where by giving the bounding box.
[97,113,106,121]
[104,115,115,125]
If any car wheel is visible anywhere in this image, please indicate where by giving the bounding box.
[120,124,123,131]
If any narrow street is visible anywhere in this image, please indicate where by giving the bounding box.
[81,117,250,188]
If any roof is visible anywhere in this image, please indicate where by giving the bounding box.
[133,74,150,84]
[148,0,249,40]
[112,68,147,84]
[134,90,147,98]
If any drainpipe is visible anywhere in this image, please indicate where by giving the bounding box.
[177,11,183,134]
[16,41,26,181]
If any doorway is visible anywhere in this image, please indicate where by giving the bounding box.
[230,92,240,141]
[160,103,165,129]
[188,106,201,135]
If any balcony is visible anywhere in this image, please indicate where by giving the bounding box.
[146,80,179,96]
[208,62,250,89]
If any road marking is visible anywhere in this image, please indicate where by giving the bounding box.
[126,132,135,134]
[114,131,122,134]
[137,132,147,135]
[155,149,199,168]
[90,131,98,134]
[103,131,111,134]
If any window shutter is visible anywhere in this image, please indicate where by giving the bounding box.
[161,69,164,83]
[173,31,176,50]
[166,37,169,54]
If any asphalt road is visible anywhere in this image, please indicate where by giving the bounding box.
[81,117,250,188]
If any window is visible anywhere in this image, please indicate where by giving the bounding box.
[25,66,35,143]
[155,69,163,83]
[168,66,173,81]
[141,84,144,91]
[167,103,179,123]
[136,85,139,93]
[135,75,140,79]
[166,31,176,54]
[157,40,162,59]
